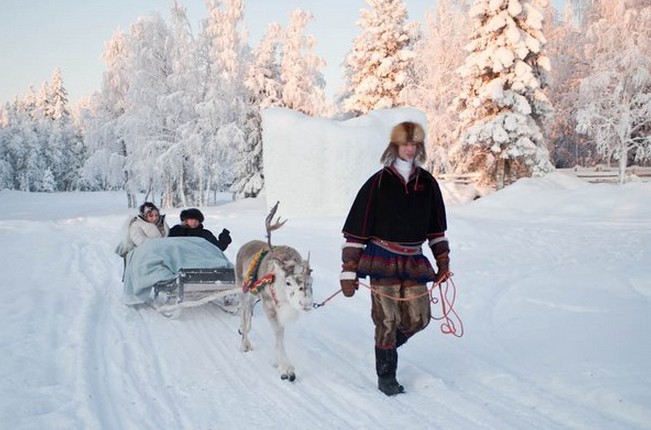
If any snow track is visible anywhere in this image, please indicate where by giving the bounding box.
[1,180,650,429]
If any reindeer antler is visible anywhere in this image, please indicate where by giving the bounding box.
[265,201,287,250]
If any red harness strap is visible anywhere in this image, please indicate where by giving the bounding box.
[247,273,275,294]
[242,248,272,293]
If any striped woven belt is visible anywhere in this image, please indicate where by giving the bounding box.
[371,239,422,256]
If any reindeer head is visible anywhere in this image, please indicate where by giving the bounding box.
[271,257,313,311]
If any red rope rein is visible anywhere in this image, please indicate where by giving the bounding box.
[430,276,464,338]
[312,288,343,308]
[314,274,464,338]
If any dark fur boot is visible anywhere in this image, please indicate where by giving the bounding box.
[375,346,404,396]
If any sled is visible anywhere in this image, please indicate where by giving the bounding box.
[122,236,240,317]
[151,267,240,317]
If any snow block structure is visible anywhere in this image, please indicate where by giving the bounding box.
[261,107,428,217]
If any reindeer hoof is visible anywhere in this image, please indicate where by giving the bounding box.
[281,372,296,382]
[240,340,253,352]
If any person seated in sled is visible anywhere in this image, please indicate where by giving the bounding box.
[115,201,170,257]
[128,202,170,247]
[115,201,170,280]
[168,208,231,251]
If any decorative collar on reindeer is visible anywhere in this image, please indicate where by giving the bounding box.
[242,248,275,294]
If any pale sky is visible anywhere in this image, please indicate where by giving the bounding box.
[0,0,566,105]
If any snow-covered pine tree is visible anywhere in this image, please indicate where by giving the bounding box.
[41,168,56,192]
[9,94,45,191]
[280,9,329,117]
[43,69,84,191]
[0,101,30,190]
[342,0,419,116]
[229,107,264,198]
[0,70,82,192]
[246,23,283,110]
[453,0,554,189]
[0,104,14,189]
[576,0,651,184]
[47,69,71,122]
[232,23,284,199]
[404,0,470,174]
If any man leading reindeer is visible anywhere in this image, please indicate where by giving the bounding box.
[340,121,451,396]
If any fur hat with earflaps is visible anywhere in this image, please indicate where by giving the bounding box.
[180,208,204,223]
[380,121,427,167]
[139,202,159,217]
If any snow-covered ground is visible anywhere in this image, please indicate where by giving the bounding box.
[1,171,650,430]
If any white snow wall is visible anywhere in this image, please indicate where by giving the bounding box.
[261,107,428,217]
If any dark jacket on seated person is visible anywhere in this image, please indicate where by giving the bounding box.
[168,208,231,251]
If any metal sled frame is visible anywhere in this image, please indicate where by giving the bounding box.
[152,267,239,316]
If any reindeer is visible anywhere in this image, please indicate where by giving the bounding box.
[236,202,313,381]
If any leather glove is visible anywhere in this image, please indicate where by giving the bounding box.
[217,228,232,250]
[434,252,450,284]
[340,271,358,297]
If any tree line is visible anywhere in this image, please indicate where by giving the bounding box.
[1,0,649,202]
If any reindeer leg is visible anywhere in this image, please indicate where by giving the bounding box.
[263,302,295,381]
[275,325,295,382]
[239,292,255,352]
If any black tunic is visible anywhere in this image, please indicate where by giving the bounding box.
[342,166,447,245]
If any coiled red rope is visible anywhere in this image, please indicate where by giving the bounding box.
[430,275,464,338]
[313,273,464,338]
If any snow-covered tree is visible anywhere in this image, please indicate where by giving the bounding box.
[120,14,179,205]
[0,101,32,190]
[47,68,71,122]
[543,2,592,167]
[0,105,14,189]
[403,0,470,174]
[9,97,45,191]
[80,31,137,203]
[41,169,55,192]
[192,0,251,204]
[576,1,651,183]
[280,9,329,117]
[42,69,84,191]
[0,69,83,192]
[453,0,554,189]
[341,0,419,116]
[570,0,596,24]
[232,23,284,199]
[158,1,204,207]
[246,23,283,109]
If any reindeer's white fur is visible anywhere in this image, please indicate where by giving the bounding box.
[236,240,313,381]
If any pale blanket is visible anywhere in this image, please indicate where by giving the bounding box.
[123,237,233,305]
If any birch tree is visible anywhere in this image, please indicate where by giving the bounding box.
[543,2,592,167]
[196,0,250,204]
[404,0,470,174]
[576,1,651,183]
[82,31,137,205]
